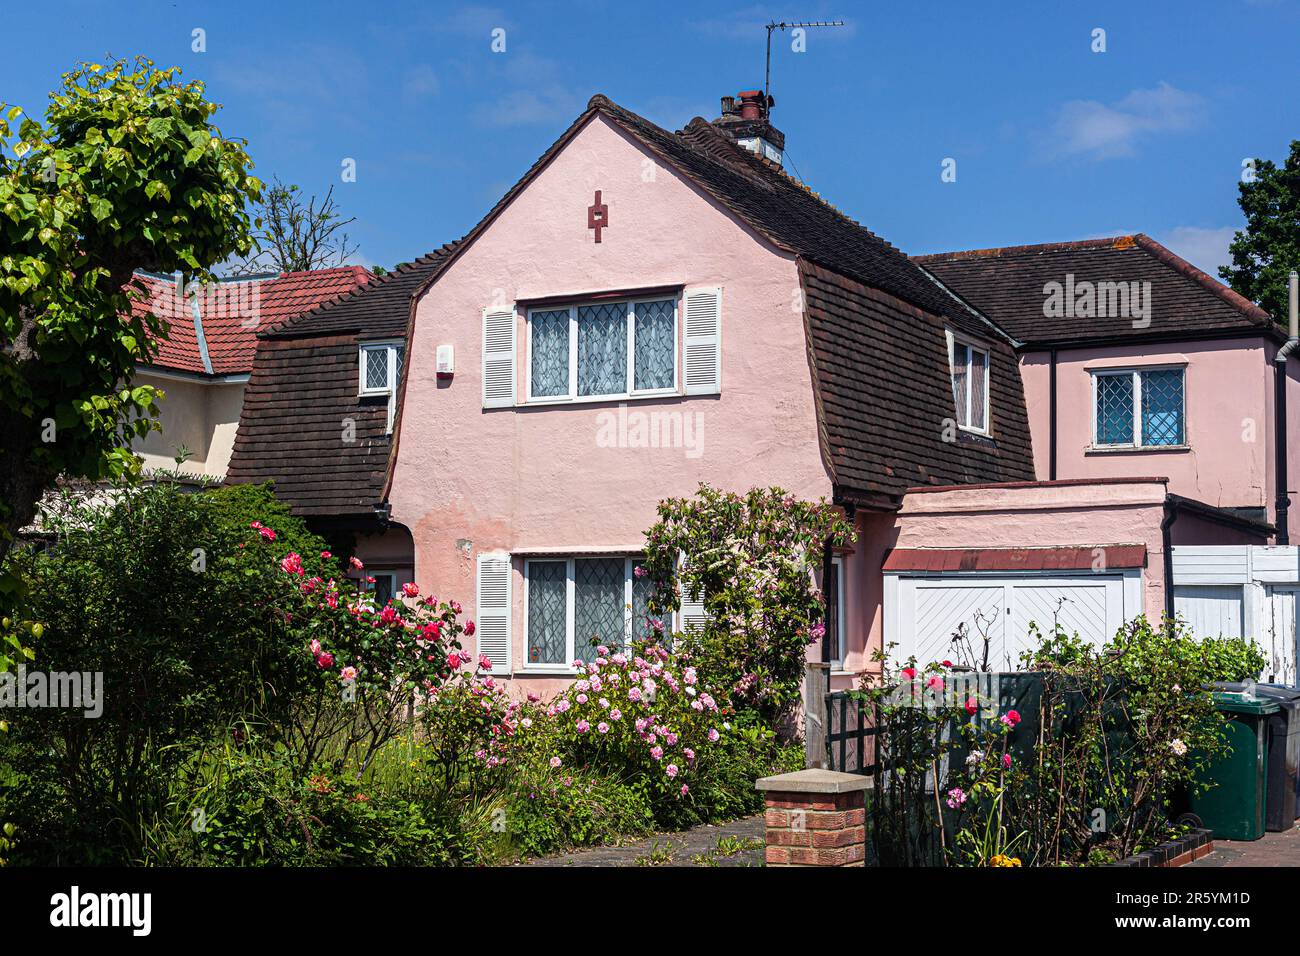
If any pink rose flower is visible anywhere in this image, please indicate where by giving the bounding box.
[665,764,679,778]
[597,722,610,734]
[317,653,334,669]
[549,756,562,768]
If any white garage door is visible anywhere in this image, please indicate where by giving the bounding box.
[892,573,1131,669]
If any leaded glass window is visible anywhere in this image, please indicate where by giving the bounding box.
[576,304,627,397]
[1141,369,1184,446]
[528,298,677,401]
[1093,368,1185,448]
[523,557,667,669]
[527,561,567,665]
[365,347,389,390]
[631,562,656,645]
[1096,373,1135,445]
[574,558,624,662]
[634,299,675,391]
[530,309,569,397]
[360,342,403,396]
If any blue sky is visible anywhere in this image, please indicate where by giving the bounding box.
[4,0,1298,274]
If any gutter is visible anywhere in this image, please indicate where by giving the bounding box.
[1273,270,1299,545]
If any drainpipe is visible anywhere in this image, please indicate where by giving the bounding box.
[1049,348,1058,481]
[1161,497,1179,623]
[1273,270,1300,545]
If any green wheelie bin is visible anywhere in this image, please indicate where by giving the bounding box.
[1188,693,1279,841]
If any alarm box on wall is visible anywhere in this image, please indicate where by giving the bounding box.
[436,344,454,378]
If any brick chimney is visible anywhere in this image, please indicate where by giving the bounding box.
[712,89,785,165]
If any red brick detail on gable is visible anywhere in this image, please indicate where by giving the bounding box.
[882,545,1147,573]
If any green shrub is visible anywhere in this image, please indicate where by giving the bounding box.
[507,770,654,857]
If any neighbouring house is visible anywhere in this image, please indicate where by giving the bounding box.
[127,266,371,479]
[228,89,1300,693]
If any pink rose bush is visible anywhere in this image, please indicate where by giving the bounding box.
[528,642,733,808]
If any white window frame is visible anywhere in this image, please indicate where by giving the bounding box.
[522,556,649,672]
[524,296,679,405]
[828,555,845,667]
[1090,365,1186,449]
[949,336,990,435]
[358,339,405,434]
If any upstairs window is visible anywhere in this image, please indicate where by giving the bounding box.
[1093,367,1185,448]
[358,340,405,433]
[950,339,989,433]
[527,298,677,402]
[359,341,404,395]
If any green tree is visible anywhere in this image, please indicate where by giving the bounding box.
[1221,139,1300,320]
[0,58,261,560]
[641,484,855,731]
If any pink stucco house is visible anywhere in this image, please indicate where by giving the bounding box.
[229,91,1300,690]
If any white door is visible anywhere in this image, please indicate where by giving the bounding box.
[1264,587,1298,686]
[894,573,1127,668]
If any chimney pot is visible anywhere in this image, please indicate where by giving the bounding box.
[720,95,735,116]
[737,90,763,120]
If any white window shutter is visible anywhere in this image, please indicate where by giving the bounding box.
[481,306,516,408]
[683,287,722,395]
[677,582,707,635]
[475,553,512,673]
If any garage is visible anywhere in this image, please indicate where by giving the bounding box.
[882,546,1146,668]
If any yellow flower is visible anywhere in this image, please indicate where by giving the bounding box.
[988,854,1022,867]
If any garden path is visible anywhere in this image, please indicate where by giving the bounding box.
[519,814,765,867]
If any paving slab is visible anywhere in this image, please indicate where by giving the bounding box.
[1187,825,1300,866]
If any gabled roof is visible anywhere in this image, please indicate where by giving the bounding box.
[915,235,1275,349]
[129,266,371,375]
[235,93,1038,515]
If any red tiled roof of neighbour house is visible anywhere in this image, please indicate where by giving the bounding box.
[129,266,372,376]
[882,545,1148,573]
[914,235,1277,348]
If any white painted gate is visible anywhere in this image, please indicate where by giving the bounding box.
[890,573,1131,668]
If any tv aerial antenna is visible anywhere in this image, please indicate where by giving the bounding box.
[764,19,845,114]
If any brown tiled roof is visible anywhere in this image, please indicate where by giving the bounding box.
[800,262,1035,501]
[915,235,1275,348]
[236,93,1038,516]
[130,267,371,375]
[225,249,459,515]
[882,545,1148,573]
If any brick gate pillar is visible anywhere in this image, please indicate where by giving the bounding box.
[755,769,871,867]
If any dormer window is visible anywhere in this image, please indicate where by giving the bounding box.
[949,336,989,434]
[359,340,404,433]
[359,340,404,396]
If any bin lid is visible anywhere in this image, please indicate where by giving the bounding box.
[1212,691,1281,715]
[1211,681,1300,702]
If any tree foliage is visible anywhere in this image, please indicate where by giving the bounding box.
[641,484,855,730]
[1221,139,1300,320]
[0,58,260,557]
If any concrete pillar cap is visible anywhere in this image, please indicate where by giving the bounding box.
[755,768,874,794]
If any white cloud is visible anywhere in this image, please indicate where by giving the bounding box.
[1045,82,1206,160]
[1157,225,1237,275]
[403,65,441,100]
